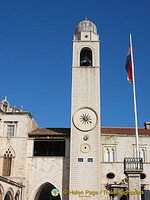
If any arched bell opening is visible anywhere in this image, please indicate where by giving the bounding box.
[34,182,61,200]
[80,48,92,66]
[4,191,13,200]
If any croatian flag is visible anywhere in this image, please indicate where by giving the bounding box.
[125,45,133,83]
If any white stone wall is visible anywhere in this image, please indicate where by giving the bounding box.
[25,157,64,200]
[100,134,150,200]
[25,138,70,200]
[70,28,101,199]
[0,114,37,180]
[0,109,69,200]
[0,112,38,200]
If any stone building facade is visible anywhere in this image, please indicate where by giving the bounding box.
[0,19,150,200]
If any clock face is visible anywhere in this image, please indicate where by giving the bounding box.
[72,107,98,131]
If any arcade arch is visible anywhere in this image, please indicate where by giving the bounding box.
[15,191,20,200]
[0,184,4,200]
[4,191,13,200]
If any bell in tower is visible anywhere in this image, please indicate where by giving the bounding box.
[80,48,92,66]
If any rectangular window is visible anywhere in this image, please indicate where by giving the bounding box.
[88,158,93,162]
[78,158,83,162]
[3,157,12,176]
[7,125,15,137]
[34,140,65,156]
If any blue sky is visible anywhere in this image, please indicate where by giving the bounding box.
[0,0,150,128]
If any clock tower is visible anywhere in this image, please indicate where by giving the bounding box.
[69,19,101,200]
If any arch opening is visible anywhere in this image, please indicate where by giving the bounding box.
[0,190,2,200]
[15,192,20,200]
[4,191,13,200]
[120,194,128,200]
[0,184,4,200]
[80,48,92,66]
[34,183,61,200]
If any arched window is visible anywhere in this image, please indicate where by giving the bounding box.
[110,148,114,162]
[4,191,13,200]
[105,149,110,162]
[3,149,13,176]
[141,149,145,162]
[80,48,92,66]
[15,192,20,200]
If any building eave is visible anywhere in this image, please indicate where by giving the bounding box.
[5,111,33,118]
[0,176,25,188]
[101,127,150,135]
[28,128,70,138]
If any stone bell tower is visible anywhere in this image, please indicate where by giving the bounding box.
[69,19,101,200]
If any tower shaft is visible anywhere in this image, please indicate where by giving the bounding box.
[69,19,101,200]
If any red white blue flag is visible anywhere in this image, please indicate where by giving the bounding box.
[125,45,133,83]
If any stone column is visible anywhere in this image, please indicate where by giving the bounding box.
[124,158,143,200]
[127,172,141,200]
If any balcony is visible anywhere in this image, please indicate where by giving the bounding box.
[124,157,143,174]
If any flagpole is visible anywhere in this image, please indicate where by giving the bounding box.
[130,33,139,158]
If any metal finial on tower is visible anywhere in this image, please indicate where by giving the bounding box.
[85,16,88,20]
